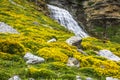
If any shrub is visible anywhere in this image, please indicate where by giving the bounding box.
[0,40,25,55]
[0,52,22,61]
[49,62,67,70]
[0,70,10,80]
[27,67,57,79]
[79,67,99,77]
[60,74,76,80]
[37,47,68,63]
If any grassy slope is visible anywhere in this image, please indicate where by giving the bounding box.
[0,0,120,80]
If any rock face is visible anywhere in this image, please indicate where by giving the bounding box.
[24,52,45,64]
[0,22,19,34]
[83,0,120,22]
[83,0,120,41]
[67,57,80,67]
[8,75,21,80]
[98,50,120,62]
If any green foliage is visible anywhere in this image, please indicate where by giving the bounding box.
[0,70,10,80]
[60,74,76,80]
[27,67,58,79]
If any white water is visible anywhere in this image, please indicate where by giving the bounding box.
[47,4,88,38]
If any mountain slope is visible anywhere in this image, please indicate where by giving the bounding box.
[0,0,120,80]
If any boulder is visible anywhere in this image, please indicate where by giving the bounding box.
[67,57,80,67]
[66,36,82,47]
[98,50,120,62]
[106,77,118,80]
[0,22,19,34]
[47,38,57,43]
[8,75,21,80]
[24,52,45,64]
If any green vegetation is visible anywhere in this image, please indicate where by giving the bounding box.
[91,26,120,43]
[0,0,120,80]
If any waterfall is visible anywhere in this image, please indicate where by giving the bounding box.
[47,4,88,38]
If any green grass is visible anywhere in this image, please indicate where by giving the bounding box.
[0,0,120,80]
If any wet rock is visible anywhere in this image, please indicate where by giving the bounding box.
[24,52,45,64]
[66,36,82,47]
[106,77,118,80]
[0,22,19,34]
[47,38,57,43]
[8,75,21,80]
[67,57,80,67]
[98,50,120,62]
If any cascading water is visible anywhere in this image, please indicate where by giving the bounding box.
[47,4,88,38]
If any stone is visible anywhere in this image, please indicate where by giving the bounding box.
[86,77,92,80]
[24,52,45,64]
[106,77,118,80]
[8,75,21,80]
[47,38,57,43]
[0,22,19,34]
[98,50,120,62]
[66,36,82,46]
[76,76,81,80]
[67,57,80,67]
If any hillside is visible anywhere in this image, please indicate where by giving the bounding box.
[0,0,120,80]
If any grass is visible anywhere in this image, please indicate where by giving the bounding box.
[0,0,120,80]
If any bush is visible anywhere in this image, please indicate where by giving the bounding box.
[0,70,10,80]
[27,67,58,79]
[37,47,68,63]
[0,40,25,55]
[49,62,67,70]
[60,74,76,80]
